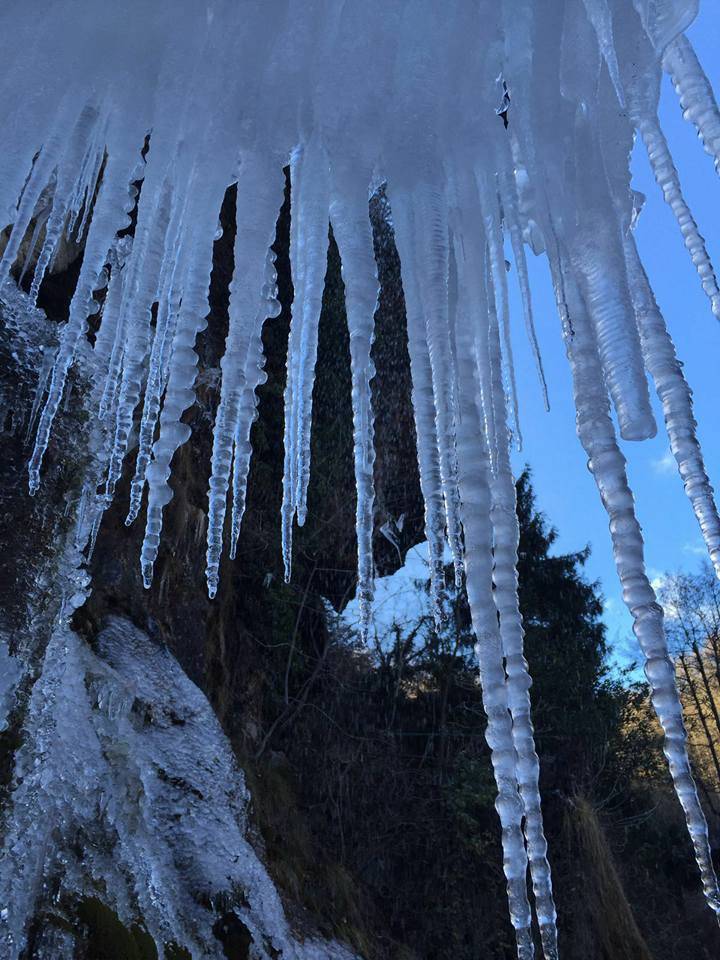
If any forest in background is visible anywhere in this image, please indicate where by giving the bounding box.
[240,472,720,960]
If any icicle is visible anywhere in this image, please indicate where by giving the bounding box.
[104,178,175,502]
[27,104,102,304]
[205,159,284,599]
[66,129,105,238]
[330,167,379,639]
[93,239,133,391]
[140,203,218,588]
[125,287,179,526]
[623,231,720,575]
[388,192,449,620]
[124,191,185,527]
[485,286,558,960]
[635,114,720,318]
[398,180,464,585]
[448,164,557,954]
[0,109,76,283]
[581,0,626,106]
[453,255,534,960]
[634,0,699,55]
[228,249,282,561]
[556,250,720,919]
[663,34,720,175]
[280,140,330,582]
[476,169,523,450]
[17,201,51,289]
[73,145,108,241]
[28,143,140,493]
[497,145,549,411]
[567,108,657,442]
[290,140,330,528]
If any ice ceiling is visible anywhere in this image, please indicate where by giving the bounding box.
[2,1,720,957]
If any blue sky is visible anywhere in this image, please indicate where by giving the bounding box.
[508,7,720,669]
[345,9,720,671]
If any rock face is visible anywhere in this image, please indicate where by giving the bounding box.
[0,175,425,958]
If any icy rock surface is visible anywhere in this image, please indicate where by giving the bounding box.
[0,615,358,960]
[2,0,720,954]
[0,640,21,732]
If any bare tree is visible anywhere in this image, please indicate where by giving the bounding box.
[661,565,720,798]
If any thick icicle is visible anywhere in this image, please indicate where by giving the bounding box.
[663,34,720,175]
[124,185,189,524]
[453,257,534,960]
[396,180,464,585]
[329,169,379,637]
[566,109,657,442]
[623,231,720,575]
[388,192,450,618]
[557,251,720,918]
[290,141,330,528]
[205,159,284,598]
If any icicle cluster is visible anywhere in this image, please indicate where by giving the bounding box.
[2,0,720,953]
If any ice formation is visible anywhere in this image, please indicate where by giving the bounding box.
[0,614,359,960]
[2,0,720,956]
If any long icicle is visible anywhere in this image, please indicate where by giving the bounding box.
[205,158,284,598]
[449,156,558,953]
[228,248,282,561]
[556,246,720,918]
[105,176,175,502]
[484,257,558,960]
[280,140,330,582]
[330,167,379,638]
[388,191,449,620]
[454,250,535,960]
[409,181,464,586]
[140,187,221,588]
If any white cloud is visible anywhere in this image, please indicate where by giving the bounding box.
[648,568,668,594]
[651,449,675,475]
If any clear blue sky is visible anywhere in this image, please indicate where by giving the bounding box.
[509,6,720,669]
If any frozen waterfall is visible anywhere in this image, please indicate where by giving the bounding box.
[1,0,720,956]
